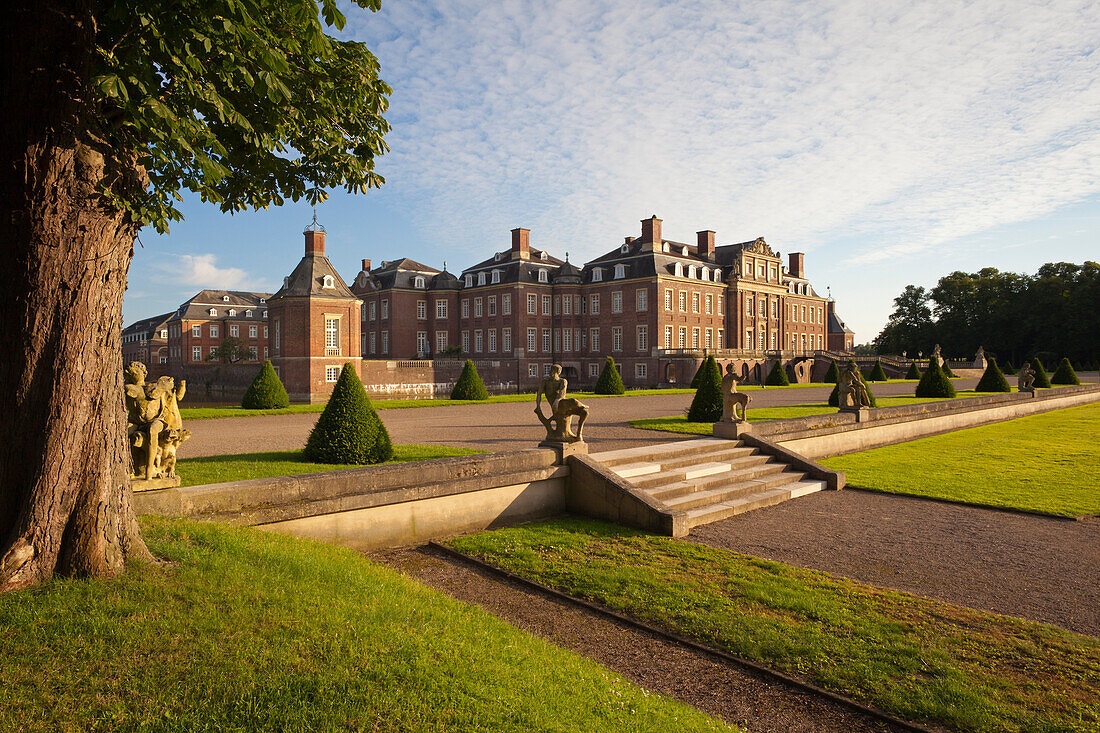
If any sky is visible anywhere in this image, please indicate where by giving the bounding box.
[125,0,1100,344]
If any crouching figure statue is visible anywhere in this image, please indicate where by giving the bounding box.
[534,364,589,443]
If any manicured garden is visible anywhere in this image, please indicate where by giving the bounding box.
[822,402,1100,516]
[177,445,485,487]
[448,518,1100,733]
[0,518,733,732]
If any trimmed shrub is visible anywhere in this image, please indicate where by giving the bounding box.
[1030,357,1051,388]
[915,357,956,398]
[687,355,723,422]
[764,361,790,386]
[974,357,1011,393]
[868,359,888,382]
[241,360,290,409]
[450,359,489,400]
[942,362,956,378]
[823,360,840,384]
[1002,361,1016,375]
[690,360,708,388]
[594,356,625,395]
[905,362,922,380]
[1050,357,1080,386]
[304,363,392,464]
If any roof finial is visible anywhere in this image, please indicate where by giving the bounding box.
[305,200,326,232]
[565,252,570,262]
[443,260,448,272]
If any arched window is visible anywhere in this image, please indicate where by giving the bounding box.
[208,308,217,316]
[464,274,473,288]
[591,268,602,282]
[491,270,501,284]
[614,264,626,279]
[228,309,236,317]
[687,265,696,279]
[222,295,230,302]
[322,275,335,289]
[538,269,548,283]
[674,263,683,277]
[414,276,426,289]
[620,243,629,253]
[245,310,252,317]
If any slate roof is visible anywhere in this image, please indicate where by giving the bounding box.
[168,290,273,322]
[828,310,855,335]
[458,248,566,288]
[123,311,174,336]
[271,253,356,300]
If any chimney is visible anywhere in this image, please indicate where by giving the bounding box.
[697,230,715,260]
[788,252,805,279]
[624,236,635,244]
[361,258,371,272]
[640,215,662,250]
[304,229,326,255]
[511,228,530,260]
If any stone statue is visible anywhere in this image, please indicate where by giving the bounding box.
[837,363,872,409]
[974,345,986,368]
[720,364,749,423]
[124,362,190,487]
[932,344,943,367]
[1018,361,1036,392]
[534,364,589,443]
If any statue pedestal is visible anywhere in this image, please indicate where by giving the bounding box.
[132,476,181,492]
[1021,388,1036,398]
[713,421,752,439]
[838,407,871,422]
[539,440,588,463]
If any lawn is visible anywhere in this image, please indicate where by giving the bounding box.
[0,518,734,732]
[177,445,485,487]
[629,390,1030,436]
[448,519,1100,733]
[822,402,1100,516]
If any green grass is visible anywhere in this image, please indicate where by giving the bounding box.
[177,445,485,487]
[823,402,1100,516]
[629,390,1034,436]
[0,518,733,732]
[448,519,1100,733]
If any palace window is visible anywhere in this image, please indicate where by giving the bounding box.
[636,289,647,311]
[612,291,622,313]
[527,328,537,352]
[637,325,648,351]
[592,268,602,282]
[436,300,448,319]
[612,327,622,352]
[636,363,647,379]
[527,294,537,314]
[503,294,511,315]
[417,300,427,319]
[590,328,600,353]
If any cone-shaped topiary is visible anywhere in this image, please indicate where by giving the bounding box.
[823,360,840,384]
[1002,361,1016,375]
[688,355,723,422]
[1030,357,1051,388]
[304,363,392,464]
[905,362,922,380]
[451,359,489,400]
[942,362,956,378]
[975,357,1011,393]
[594,356,625,395]
[241,360,290,409]
[1050,357,1080,386]
[868,359,888,382]
[915,357,956,398]
[690,359,708,388]
[765,360,790,386]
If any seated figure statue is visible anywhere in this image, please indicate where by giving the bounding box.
[837,363,872,409]
[720,364,749,423]
[1018,361,1036,391]
[124,362,189,483]
[534,364,589,443]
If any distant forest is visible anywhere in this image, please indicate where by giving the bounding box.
[872,261,1099,366]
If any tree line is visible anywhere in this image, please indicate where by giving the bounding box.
[873,262,1099,366]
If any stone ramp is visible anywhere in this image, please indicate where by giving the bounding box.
[590,438,828,529]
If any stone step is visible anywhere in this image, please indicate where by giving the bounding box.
[660,471,806,512]
[654,445,758,471]
[613,462,663,479]
[639,457,782,495]
[590,438,734,468]
[683,480,828,528]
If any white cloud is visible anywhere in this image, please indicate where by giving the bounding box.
[340,0,1099,265]
[167,254,254,290]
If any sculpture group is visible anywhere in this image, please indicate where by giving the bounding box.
[124,362,190,487]
[837,362,873,409]
[535,365,589,443]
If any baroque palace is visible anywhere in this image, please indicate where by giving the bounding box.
[124,215,854,402]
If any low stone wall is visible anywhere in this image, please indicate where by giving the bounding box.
[136,449,568,550]
[746,384,1100,460]
[566,454,687,536]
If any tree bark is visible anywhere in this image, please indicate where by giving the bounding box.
[0,0,152,591]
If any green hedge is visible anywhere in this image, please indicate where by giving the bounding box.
[823,360,840,384]
[241,360,290,409]
[764,361,790,386]
[594,356,625,395]
[1050,357,1080,386]
[451,359,489,400]
[915,358,956,398]
[867,359,888,382]
[1030,357,1052,388]
[687,355,723,422]
[905,362,922,380]
[974,357,1011,393]
[303,363,392,464]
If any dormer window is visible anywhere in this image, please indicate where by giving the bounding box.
[674,263,683,278]
[322,275,335,289]
[662,243,670,253]
[682,246,689,256]
[620,243,629,253]
[538,269,548,283]
[713,269,722,282]
[222,295,230,302]
[699,267,708,281]
[259,298,266,304]
[414,275,426,289]
[477,272,486,286]
[491,270,501,284]
[614,264,626,279]
[209,308,217,316]
[245,310,253,317]
[494,252,504,262]
[539,251,548,261]
[228,309,236,317]
[262,310,267,318]
[592,268,603,282]
[687,265,696,279]
[464,274,473,288]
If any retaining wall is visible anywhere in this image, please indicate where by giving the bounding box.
[748,384,1100,460]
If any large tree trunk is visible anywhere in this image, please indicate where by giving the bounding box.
[0,0,152,591]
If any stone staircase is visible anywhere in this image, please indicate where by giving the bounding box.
[589,438,827,530]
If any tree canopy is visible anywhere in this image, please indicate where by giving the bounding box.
[94,0,391,232]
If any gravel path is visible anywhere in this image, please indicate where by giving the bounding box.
[182,379,980,458]
[689,489,1100,637]
[372,545,912,733]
